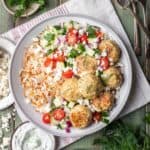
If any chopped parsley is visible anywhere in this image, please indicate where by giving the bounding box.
[94,48,101,54]
[57,124,63,129]
[68,49,79,58]
[102,111,109,124]
[87,26,96,38]
[64,61,73,68]
[78,44,86,53]
[54,25,61,30]
[44,33,55,42]
[46,49,55,55]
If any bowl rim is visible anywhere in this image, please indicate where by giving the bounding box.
[1,0,40,17]
[9,14,132,137]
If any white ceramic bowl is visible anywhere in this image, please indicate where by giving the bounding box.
[0,37,15,110]
[10,14,132,137]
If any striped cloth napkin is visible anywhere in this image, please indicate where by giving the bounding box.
[1,0,150,149]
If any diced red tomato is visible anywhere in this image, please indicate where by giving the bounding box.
[96,31,104,38]
[44,57,57,69]
[54,52,65,62]
[53,108,65,121]
[68,28,78,34]
[44,58,52,67]
[66,28,79,46]
[100,56,109,70]
[51,60,57,69]
[42,113,51,124]
[93,112,102,122]
[62,69,74,78]
[80,34,88,43]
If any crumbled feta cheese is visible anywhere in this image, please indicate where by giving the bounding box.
[101,51,107,57]
[68,102,75,108]
[53,98,62,107]
[0,49,9,100]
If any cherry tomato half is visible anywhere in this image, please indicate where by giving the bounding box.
[62,69,74,78]
[66,28,79,46]
[42,113,51,124]
[53,108,65,121]
[100,56,109,70]
[80,34,88,43]
[93,112,102,122]
[44,58,52,67]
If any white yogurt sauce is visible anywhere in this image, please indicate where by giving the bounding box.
[12,123,55,150]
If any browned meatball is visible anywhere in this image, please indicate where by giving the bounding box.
[70,105,92,128]
[76,55,97,74]
[60,77,81,101]
[92,92,114,112]
[99,40,121,63]
[101,67,123,88]
[78,73,104,99]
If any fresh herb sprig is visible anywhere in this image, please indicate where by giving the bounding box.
[93,119,150,150]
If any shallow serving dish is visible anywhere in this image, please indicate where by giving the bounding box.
[10,14,132,137]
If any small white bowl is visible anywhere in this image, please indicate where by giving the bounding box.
[0,37,15,110]
[1,0,41,17]
[11,121,55,150]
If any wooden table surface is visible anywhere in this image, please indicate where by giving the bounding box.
[0,0,150,149]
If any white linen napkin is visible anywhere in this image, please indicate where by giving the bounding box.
[1,0,150,149]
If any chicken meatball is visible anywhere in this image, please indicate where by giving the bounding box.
[70,105,92,128]
[60,77,81,101]
[76,55,97,74]
[78,73,104,99]
[101,67,123,88]
[92,92,114,112]
[99,40,120,63]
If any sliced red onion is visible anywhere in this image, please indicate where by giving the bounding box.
[66,121,72,127]
[65,127,70,133]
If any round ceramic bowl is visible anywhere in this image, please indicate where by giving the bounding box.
[0,37,15,110]
[10,14,132,137]
[11,121,55,150]
[1,0,40,17]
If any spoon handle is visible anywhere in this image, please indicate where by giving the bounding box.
[128,5,150,41]
[132,2,141,56]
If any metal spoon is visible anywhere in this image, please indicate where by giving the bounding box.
[116,0,150,41]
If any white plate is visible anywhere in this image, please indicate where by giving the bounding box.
[0,37,15,110]
[10,14,132,137]
[11,121,55,150]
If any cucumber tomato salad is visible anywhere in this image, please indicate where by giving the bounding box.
[20,21,123,132]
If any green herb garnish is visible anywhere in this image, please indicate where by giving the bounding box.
[101,111,109,124]
[57,124,63,129]
[54,25,61,30]
[46,49,55,55]
[64,61,73,68]
[87,26,96,38]
[94,48,101,54]
[44,33,55,42]
[68,49,79,58]
[78,44,86,53]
